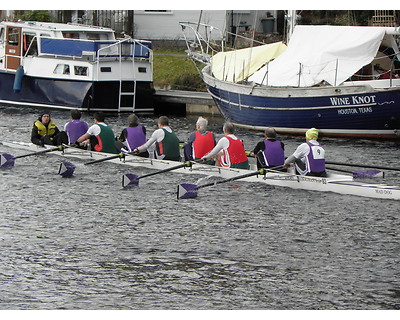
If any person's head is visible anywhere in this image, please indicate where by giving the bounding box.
[264,127,277,139]
[71,109,81,120]
[127,113,139,126]
[305,128,319,141]
[39,113,51,124]
[223,122,235,135]
[196,116,208,130]
[158,116,169,127]
[94,112,105,123]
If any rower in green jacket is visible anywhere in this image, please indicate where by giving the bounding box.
[76,112,118,154]
[134,116,181,161]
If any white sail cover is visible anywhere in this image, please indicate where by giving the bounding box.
[211,42,287,83]
[248,25,387,87]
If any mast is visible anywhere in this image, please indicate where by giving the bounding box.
[286,10,297,43]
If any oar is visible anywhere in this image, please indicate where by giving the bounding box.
[122,161,194,188]
[326,166,384,178]
[177,167,282,199]
[246,151,393,174]
[14,145,64,159]
[84,152,128,165]
[0,145,65,168]
[326,161,400,172]
[58,161,76,178]
[0,153,15,168]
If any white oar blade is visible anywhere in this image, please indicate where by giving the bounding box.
[177,183,199,199]
[122,173,140,188]
[0,153,15,168]
[58,161,76,177]
[353,170,384,179]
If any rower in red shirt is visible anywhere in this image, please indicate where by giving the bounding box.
[202,122,249,169]
[184,116,217,165]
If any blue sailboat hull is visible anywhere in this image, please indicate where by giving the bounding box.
[204,73,400,139]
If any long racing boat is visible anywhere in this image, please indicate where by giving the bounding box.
[1,140,400,200]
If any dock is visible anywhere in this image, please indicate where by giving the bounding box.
[154,89,220,115]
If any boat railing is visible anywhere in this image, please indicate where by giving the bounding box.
[179,21,265,64]
[252,51,400,88]
[38,36,151,61]
[95,37,153,111]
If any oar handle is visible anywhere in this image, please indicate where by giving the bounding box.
[84,148,145,165]
[326,161,400,172]
[138,162,191,179]
[85,153,124,165]
[198,169,265,189]
[14,145,64,159]
[326,166,353,174]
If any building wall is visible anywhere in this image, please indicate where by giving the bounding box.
[231,10,278,34]
[1,10,278,40]
[133,10,228,40]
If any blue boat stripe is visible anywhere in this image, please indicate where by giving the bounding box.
[208,90,377,111]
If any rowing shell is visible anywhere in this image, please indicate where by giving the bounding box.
[1,141,400,200]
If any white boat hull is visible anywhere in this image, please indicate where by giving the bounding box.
[2,141,400,200]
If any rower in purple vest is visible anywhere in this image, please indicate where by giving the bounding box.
[115,113,149,157]
[58,109,89,145]
[252,127,286,170]
[76,112,118,154]
[284,127,327,177]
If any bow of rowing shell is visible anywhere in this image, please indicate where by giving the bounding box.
[2,141,400,200]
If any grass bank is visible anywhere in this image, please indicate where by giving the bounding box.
[152,47,206,92]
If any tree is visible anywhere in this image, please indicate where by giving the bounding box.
[13,10,53,22]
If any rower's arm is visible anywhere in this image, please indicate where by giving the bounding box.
[137,129,164,152]
[284,154,297,165]
[77,133,91,143]
[202,137,227,159]
[31,125,43,146]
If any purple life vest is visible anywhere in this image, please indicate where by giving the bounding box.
[262,140,285,166]
[65,120,89,144]
[125,126,146,151]
[306,142,326,173]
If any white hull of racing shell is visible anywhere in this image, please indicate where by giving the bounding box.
[2,141,400,200]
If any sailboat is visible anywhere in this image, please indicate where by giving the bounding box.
[180,11,400,139]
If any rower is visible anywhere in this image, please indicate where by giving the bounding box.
[133,116,181,161]
[183,116,216,165]
[284,127,327,177]
[58,109,89,145]
[201,122,249,169]
[251,127,285,170]
[115,113,149,158]
[76,112,118,154]
[31,113,61,146]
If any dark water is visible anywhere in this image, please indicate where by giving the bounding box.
[0,106,400,310]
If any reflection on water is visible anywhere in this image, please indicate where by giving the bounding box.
[0,106,400,309]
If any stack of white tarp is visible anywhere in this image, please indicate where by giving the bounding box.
[210,42,287,83]
[248,25,388,87]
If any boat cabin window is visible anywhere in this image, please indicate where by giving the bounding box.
[23,33,38,56]
[74,66,88,76]
[53,64,70,75]
[86,33,101,40]
[0,28,4,43]
[63,32,80,39]
[7,27,20,46]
